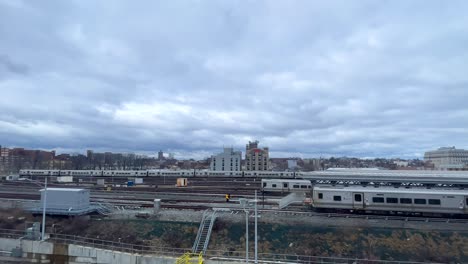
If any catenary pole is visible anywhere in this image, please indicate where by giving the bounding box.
[245,209,249,263]
[255,190,258,263]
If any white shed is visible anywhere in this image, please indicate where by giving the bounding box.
[40,188,90,211]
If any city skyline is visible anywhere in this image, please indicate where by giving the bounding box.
[1,143,464,161]
[1,1,468,159]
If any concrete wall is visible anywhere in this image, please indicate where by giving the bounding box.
[0,237,176,264]
[0,199,36,210]
[0,237,244,264]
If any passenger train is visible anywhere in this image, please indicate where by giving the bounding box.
[262,178,468,216]
[18,169,298,178]
[261,179,312,192]
[311,185,468,216]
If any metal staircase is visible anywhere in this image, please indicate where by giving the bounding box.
[94,203,114,215]
[192,210,217,254]
[278,192,306,209]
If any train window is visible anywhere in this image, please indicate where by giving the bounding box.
[300,185,307,189]
[372,197,384,203]
[386,198,398,203]
[318,193,323,199]
[400,198,412,204]
[333,196,341,201]
[272,184,277,188]
[466,198,468,205]
[293,185,299,188]
[428,199,441,205]
[354,194,362,202]
[263,182,266,187]
[414,199,426,205]
[283,183,288,188]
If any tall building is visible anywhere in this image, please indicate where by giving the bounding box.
[210,147,242,171]
[158,150,164,160]
[245,140,270,171]
[0,147,56,173]
[0,146,10,172]
[424,147,468,170]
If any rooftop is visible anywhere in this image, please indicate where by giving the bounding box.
[40,188,86,192]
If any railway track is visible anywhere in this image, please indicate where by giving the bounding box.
[0,180,264,195]
[4,195,468,224]
[4,181,466,224]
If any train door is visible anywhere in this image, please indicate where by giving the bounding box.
[353,193,364,209]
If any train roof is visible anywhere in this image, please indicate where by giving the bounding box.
[313,185,468,195]
[303,170,468,178]
[40,188,86,192]
[261,179,310,183]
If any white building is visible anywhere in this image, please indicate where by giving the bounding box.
[245,141,270,171]
[40,188,90,211]
[424,147,468,170]
[210,148,242,171]
[393,160,409,167]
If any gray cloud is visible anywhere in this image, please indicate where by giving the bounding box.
[0,55,29,75]
[0,0,467,159]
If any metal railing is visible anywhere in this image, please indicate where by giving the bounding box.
[0,228,443,264]
[278,192,306,209]
[176,252,203,264]
[192,210,209,253]
[0,229,26,239]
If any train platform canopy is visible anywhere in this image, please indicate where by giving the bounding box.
[301,170,468,185]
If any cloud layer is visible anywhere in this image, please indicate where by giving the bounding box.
[1,0,467,158]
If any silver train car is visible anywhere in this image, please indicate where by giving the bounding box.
[312,185,468,215]
[262,179,312,192]
[19,169,298,178]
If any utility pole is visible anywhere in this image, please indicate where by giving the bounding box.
[41,176,47,241]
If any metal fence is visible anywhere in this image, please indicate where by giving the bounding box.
[0,228,442,264]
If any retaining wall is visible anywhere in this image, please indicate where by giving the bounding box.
[0,237,242,264]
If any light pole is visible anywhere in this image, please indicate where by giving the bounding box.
[19,177,48,241]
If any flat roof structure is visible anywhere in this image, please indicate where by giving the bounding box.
[28,188,97,216]
[40,188,84,192]
[300,170,468,186]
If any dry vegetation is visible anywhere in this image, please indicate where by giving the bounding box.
[1,209,467,262]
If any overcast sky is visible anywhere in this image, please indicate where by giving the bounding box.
[1,1,467,159]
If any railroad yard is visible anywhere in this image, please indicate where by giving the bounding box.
[1,173,468,227]
[1,171,468,263]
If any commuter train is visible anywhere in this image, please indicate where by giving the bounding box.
[262,178,468,216]
[18,169,298,178]
[261,179,312,192]
[312,185,468,216]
